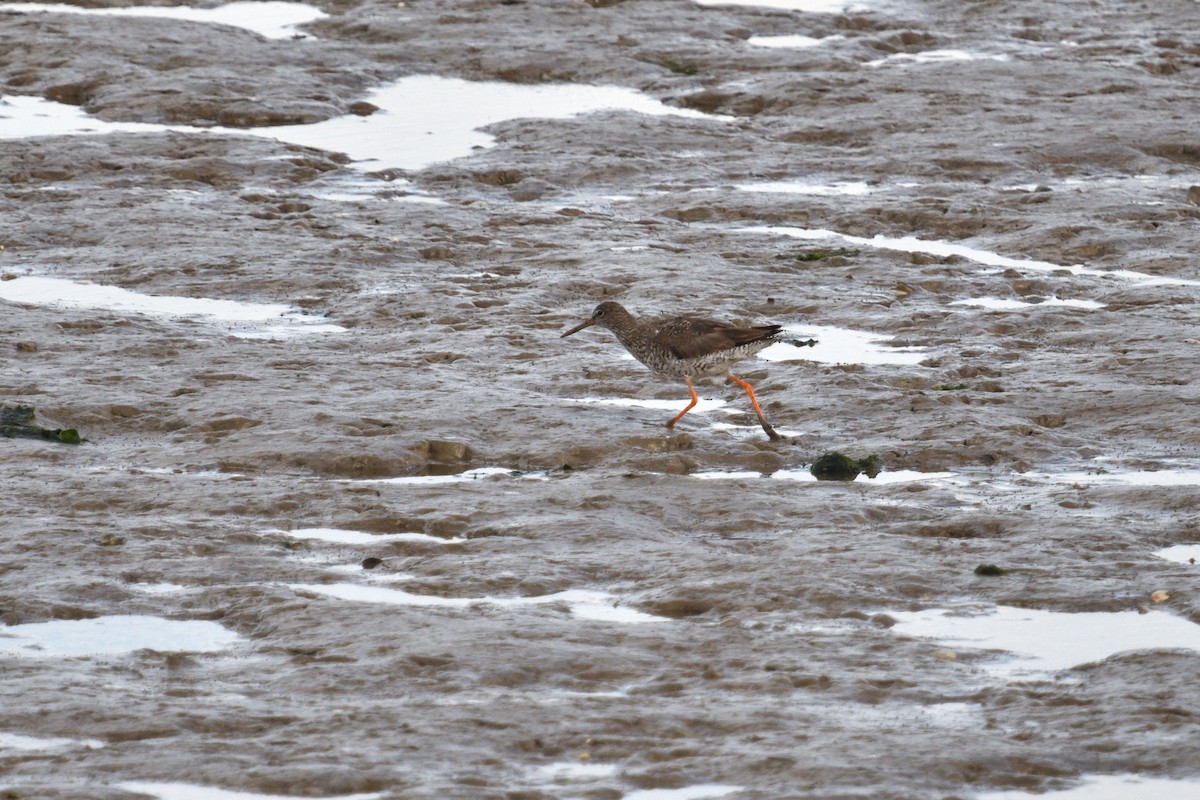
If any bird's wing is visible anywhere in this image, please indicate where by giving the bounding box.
[654,317,781,360]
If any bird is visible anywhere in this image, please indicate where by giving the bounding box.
[561,300,784,441]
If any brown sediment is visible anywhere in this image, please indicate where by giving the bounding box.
[2,0,1199,797]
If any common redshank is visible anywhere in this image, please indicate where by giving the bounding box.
[561,301,784,441]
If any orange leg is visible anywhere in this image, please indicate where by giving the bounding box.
[667,378,700,430]
[728,373,783,441]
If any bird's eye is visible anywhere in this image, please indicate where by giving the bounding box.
[595,308,605,317]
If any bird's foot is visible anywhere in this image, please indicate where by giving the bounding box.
[760,421,784,442]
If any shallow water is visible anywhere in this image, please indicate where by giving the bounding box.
[762,324,929,365]
[886,606,1200,679]
[0,275,345,337]
[0,732,104,752]
[0,1,325,39]
[0,615,240,657]
[116,783,386,800]
[271,527,465,545]
[1,75,724,172]
[746,33,845,48]
[694,0,853,11]
[952,296,1106,311]
[974,774,1200,800]
[289,584,668,624]
[739,225,1200,287]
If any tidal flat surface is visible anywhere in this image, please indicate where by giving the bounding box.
[2,0,1200,798]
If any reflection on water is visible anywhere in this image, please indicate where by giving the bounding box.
[887,605,1200,679]
[0,1,326,39]
[0,275,345,338]
[0,615,240,657]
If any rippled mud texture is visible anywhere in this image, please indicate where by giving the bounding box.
[3,0,1200,798]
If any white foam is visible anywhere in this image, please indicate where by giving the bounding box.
[738,225,1200,287]
[271,527,465,545]
[289,584,667,623]
[0,732,104,751]
[952,297,1106,311]
[117,783,385,800]
[0,275,345,338]
[0,615,239,657]
[1154,544,1200,564]
[735,179,873,195]
[0,2,326,39]
[760,324,929,366]
[974,773,1200,800]
[887,605,1200,679]
[747,34,845,48]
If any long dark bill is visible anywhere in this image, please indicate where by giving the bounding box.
[561,318,596,338]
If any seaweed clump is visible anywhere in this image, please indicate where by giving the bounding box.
[810,451,883,481]
[1,405,82,444]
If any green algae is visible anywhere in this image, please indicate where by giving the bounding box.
[1,405,82,445]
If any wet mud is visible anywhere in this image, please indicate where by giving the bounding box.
[3,0,1200,798]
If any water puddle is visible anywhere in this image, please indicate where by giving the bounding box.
[568,397,809,437]
[624,786,745,800]
[289,584,667,624]
[129,582,191,595]
[3,75,724,172]
[747,33,845,48]
[254,76,725,171]
[0,93,191,139]
[774,468,952,483]
[707,421,807,439]
[887,605,1200,679]
[1154,544,1200,564]
[691,468,953,484]
[139,468,245,480]
[0,1,326,40]
[568,397,729,415]
[308,176,445,205]
[952,297,1106,311]
[761,324,929,366]
[0,275,345,338]
[0,615,240,657]
[735,179,873,196]
[269,527,465,545]
[1033,468,1200,487]
[530,761,619,781]
[1037,173,1200,205]
[116,783,385,800]
[865,50,1010,67]
[0,732,104,751]
[348,467,549,486]
[974,773,1200,800]
[695,0,855,12]
[570,323,925,400]
[738,225,1200,287]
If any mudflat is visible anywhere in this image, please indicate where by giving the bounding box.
[2,0,1199,798]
